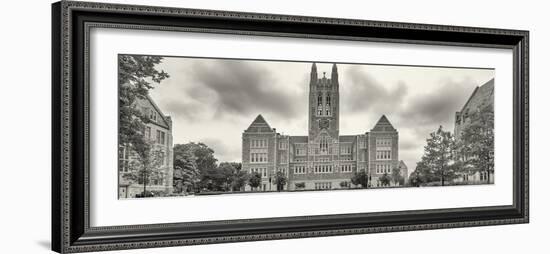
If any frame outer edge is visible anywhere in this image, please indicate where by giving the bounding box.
[51,1,62,253]
[56,1,530,253]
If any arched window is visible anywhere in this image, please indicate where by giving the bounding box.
[319,135,330,153]
[317,93,323,106]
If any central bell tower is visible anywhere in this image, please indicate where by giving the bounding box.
[308,63,340,148]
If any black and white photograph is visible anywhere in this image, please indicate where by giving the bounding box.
[118,55,495,199]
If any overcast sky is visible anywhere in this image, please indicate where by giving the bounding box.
[147,56,494,173]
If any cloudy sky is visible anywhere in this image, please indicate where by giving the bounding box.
[147,56,494,173]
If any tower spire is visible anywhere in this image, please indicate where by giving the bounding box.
[331,63,339,88]
[310,62,318,85]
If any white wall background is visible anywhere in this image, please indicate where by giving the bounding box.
[0,0,547,253]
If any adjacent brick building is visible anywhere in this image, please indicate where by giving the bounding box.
[454,78,494,184]
[118,95,174,198]
[242,63,405,191]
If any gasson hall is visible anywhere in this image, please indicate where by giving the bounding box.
[241,63,408,191]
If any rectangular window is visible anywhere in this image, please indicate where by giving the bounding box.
[145,126,151,139]
[340,146,352,155]
[156,130,162,144]
[118,145,129,172]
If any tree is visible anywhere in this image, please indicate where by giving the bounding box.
[391,167,404,186]
[231,170,249,192]
[173,143,218,191]
[172,148,200,194]
[118,55,169,148]
[408,171,423,187]
[418,126,458,186]
[351,172,369,188]
[211,162,238,191]
[295,182,306,189]
[122,140,164,197]
[379,173,391,187]
[273,171,288,191]
[118,55,169,197]
[339,181,350,188]
[456,104,494,183]
[248,172,262,190]
[411,160,438,184]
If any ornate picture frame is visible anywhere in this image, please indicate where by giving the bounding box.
[51,1,529,253]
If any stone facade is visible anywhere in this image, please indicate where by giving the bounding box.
[242,63,404,191]
[454,78,495,184]
[118,95,174,198]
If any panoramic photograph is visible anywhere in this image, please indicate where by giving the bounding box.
[117,55,495,199]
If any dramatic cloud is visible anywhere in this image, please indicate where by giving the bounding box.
[188,60,302,120]
[341,66,408,115]
[397,77,478,129]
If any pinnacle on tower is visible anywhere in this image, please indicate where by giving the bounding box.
[310,62,318,85]
[331,63,338,80]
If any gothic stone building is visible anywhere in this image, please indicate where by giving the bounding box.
[454,78,495,184]
[118,95,174,198]
[242,63,406,191]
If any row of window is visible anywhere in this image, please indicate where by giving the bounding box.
[250,168,267,177]
[294,166,307,174]
[375,150,392,160]
[292,164,356,174]
[341,164,354,173]
[252,138,393,155]
[314,165,333,173]
[480,171,489,181]
[375,164,392,174]
[376,138,392,147]
[250,139,268,148]
[250,153,268,163]
[144,127,167,145]
[118,145,167,172]
[341,146,352,154]
[315,182,332,190]
[292,146,356,156]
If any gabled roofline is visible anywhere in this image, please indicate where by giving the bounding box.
[144,94,171,129]
[460,86,480,113]
[459,78,494,113]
